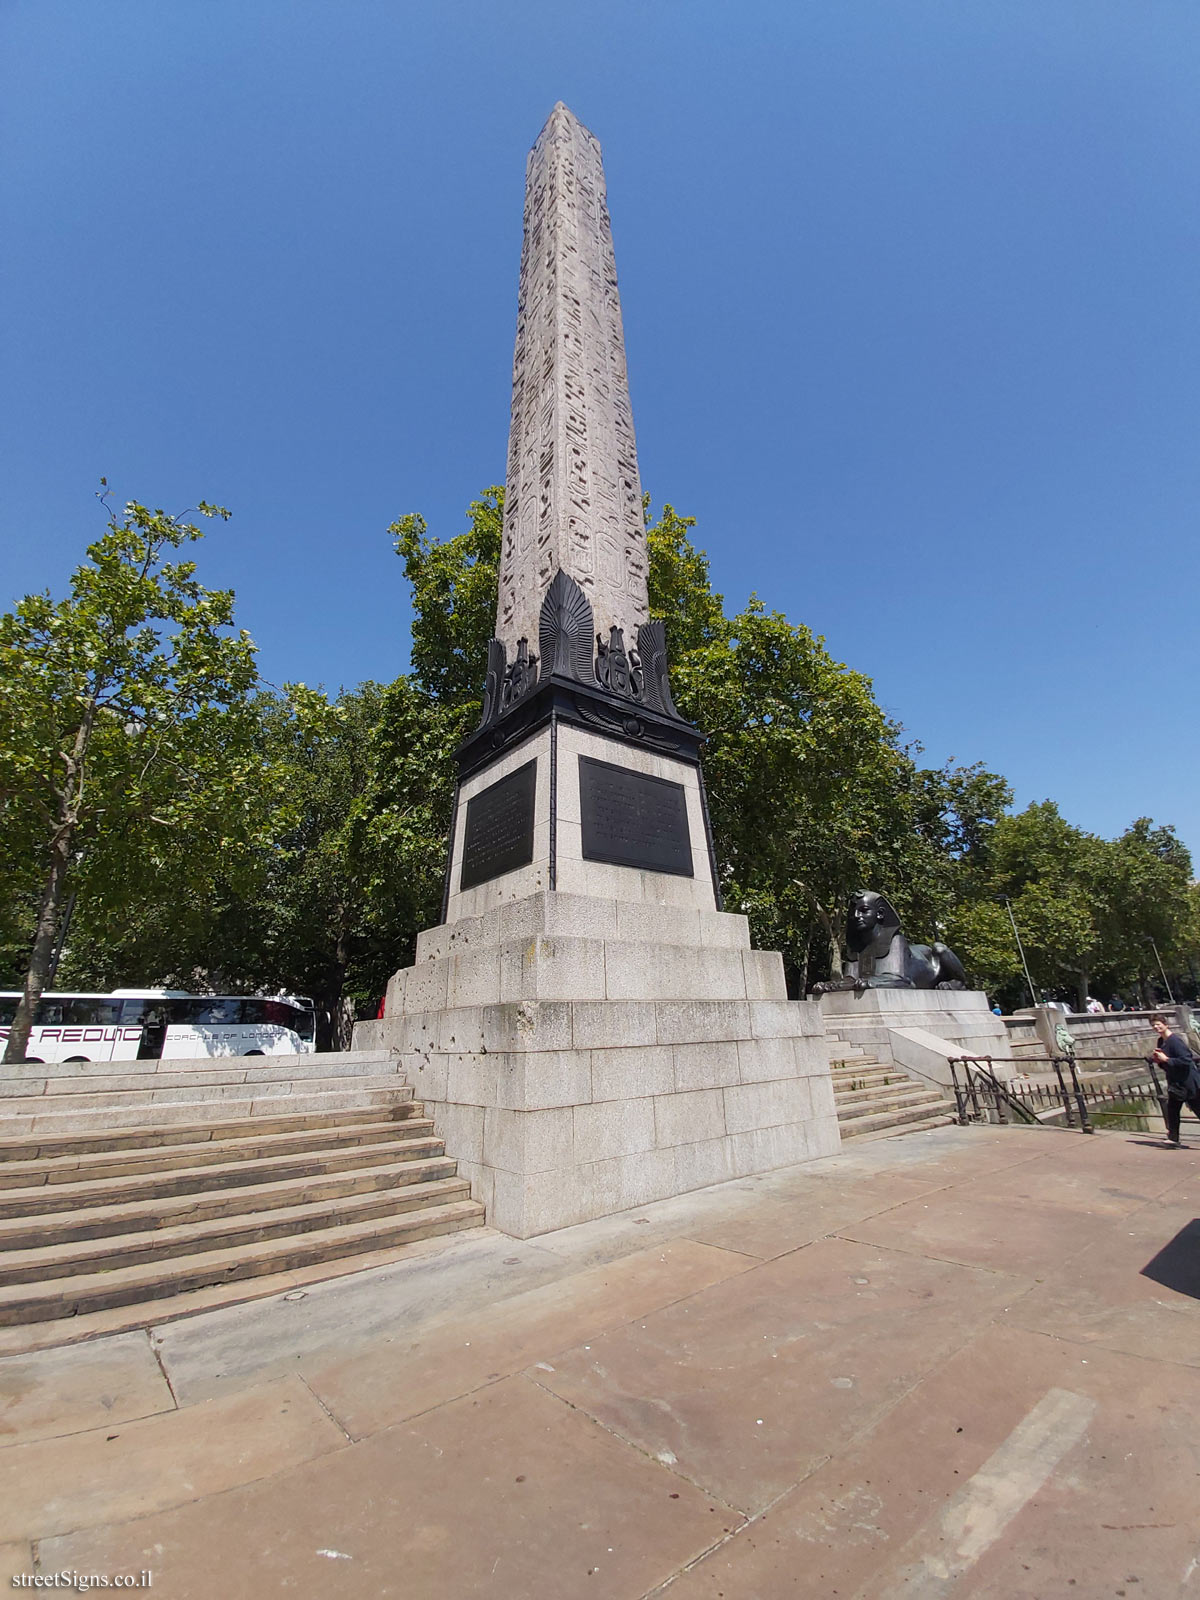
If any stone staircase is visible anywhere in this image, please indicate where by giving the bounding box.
[0,1050,485,1327]
[831,1048,957,1140]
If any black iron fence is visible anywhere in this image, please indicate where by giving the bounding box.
[948,1054,1169,1136]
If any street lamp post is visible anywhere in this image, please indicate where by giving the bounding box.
[1147,937,1175,1004]
[1003,898,1039,1010]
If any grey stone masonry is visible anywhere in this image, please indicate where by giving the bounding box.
[496,103,649,658]
[364,889,841,1237]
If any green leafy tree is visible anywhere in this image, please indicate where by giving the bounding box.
[389,488,503,705]
[0,488,260,1061]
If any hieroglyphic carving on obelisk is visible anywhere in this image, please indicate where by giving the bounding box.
[496,103,649,661]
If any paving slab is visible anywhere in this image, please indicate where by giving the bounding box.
[39,1375,734,1600]
[1001,1193,1200,1368]
[151,1226,567,1402]
[8,1123,1200,1596]
[0,1375,345,1542]
[531,1235,1030,1515]
[839,1181,1121,1278]
[0,1330,172,1446]
[680,1171,955,1261]
[306,1237,751,1438]
[0,1542,32,1587]
[665,1321,1200,1598]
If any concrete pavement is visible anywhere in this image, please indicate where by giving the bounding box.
[1,1121,1198,1596]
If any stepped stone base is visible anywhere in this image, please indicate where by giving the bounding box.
[361,891,840,1237]
[818,989,1013,1090]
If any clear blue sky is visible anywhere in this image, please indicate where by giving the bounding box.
[3,1,1198,855]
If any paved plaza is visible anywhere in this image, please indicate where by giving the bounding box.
[1,1121,1198,1597]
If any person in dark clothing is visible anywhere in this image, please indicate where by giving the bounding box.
[1150,1016,1200,1147]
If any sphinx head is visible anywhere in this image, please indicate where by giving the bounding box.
[847,890,902,957]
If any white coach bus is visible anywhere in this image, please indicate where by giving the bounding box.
[0,989,317,1062]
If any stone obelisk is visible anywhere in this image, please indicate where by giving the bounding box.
[368,106,839,1237]
[496,103,648,664]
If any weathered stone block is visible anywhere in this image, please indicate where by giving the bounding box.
[672,1041,741,1093]
[736,1036,796,1084]
[697,911,752,950]
[573,1096,656,1163]
[674,1136,738,1192]
[404,958,448,1015]
[742,950,788,1001]
[731,1122,807,1177]
[512,1049,593,1111]
[614,901,702,948]
[578,1147,677,1218]
[482,1105,573,1175]
[429,1100,484,1164]
[590,1043,674,1102]
[483,1001,574,1055]
[654,1087,726,1146]
[448,947,502,1010]
[724,1077,812,1135]
[499,936,607,1003]
[571,1000,658,1050]
[445,1051,498,1108]
[655,999,752,1046]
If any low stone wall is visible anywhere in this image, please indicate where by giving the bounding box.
[1004,1010,1164,1065]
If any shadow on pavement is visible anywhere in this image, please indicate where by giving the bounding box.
[1140,1219,1200,1300]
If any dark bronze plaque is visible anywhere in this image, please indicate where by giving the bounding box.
[579,755,693,877]
[459,759,537,891]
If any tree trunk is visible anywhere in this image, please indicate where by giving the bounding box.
[1076,973,1088,1013]
[4,704,95,1065]
[4,835,71,1063]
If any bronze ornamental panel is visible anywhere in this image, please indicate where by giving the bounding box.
[578,755,693,877]
[459,759,537,891]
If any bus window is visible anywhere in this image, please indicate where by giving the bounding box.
[119,998,170,1026]
[0,997,17,1025]
[35,998,122,1026]
[162,998,243,1026]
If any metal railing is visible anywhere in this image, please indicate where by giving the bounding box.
[949,1054,1170,1136]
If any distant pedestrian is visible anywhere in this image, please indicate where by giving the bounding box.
[1150,1016,1200,1148]
[1086,996,1104,1014]
[1110,997,1126,1012]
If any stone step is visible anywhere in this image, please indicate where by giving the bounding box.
[0,1176,473,1283]
[837,1092,951,1125]
[833,1083,947,1113]
[0,1050,399,1082]
[0,1113,428,1187]
[0,1199,486,1325]
[0,1104,421,1165]
[830,1068,910,1090]
[0,1155,460,1247]
[1,1084,418,1136]
[0,1074,412,1115]
[0,1061,407,1095]
[838,1100,957,1138]
[848,1113,959,1142]
[0,1130,445,1216]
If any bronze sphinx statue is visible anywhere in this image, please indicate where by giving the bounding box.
[814,890,967,993]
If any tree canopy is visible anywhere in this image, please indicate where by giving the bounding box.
[3,483,1196,1044]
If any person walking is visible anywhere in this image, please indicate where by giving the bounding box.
[1150,1016,1200,1148]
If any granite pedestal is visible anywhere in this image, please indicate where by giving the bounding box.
[371,877,838,1237]
[817,987,1014,1089]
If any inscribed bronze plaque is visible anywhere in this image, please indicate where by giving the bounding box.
[578,755,693,877]
[459,760,537,891]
